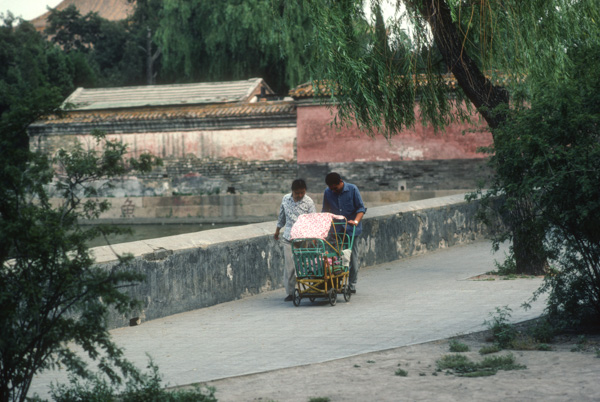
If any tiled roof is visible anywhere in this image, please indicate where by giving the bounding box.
[39,101,296,125]
[289,73,511,99]
[64,78,271,111]
[30,0,134,31]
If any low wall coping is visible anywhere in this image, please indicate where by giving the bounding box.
[91,193,470,264]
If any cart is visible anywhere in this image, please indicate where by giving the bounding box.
[289,212,355,306]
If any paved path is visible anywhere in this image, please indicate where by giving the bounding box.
[30,241,546,397]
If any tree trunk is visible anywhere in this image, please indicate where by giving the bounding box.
[416,0,547,275]
[146,27,153,85]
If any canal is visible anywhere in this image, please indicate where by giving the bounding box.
[86,223,244,248]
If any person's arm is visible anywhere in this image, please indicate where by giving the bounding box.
[349,211,364,226]
[322,190,331,213]
[275,200,286,240]
[349,186,366,225]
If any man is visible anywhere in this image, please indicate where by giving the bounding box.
[322,172,366,294]
[274,179,316,302]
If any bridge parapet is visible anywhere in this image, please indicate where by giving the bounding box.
[96,193,493,328]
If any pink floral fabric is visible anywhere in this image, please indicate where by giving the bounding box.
[290,212,346,240]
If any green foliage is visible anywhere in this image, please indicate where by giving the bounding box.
[157,0,311,92]
[308,398,331,402]
[490,253,517,276]
[0,114,160,400]
[482,43,600,325]
[45,5,104,53]
[0,16,72,153]
[291,0,470,137]
[448,340,470,352]
[478,345,501,355]
[48,359,217,402]
[395,368,408,377]
[45,5,146,87]
[484,307,518,349]
[288,1,598,278]
[527,319,556,344]
[436,353,525,377]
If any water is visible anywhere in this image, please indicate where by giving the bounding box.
[86,223,242,248]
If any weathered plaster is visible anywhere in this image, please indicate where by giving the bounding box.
[296,104,492,163]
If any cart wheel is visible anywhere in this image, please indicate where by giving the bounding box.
[328,288,337,306]
[309,296,316,303]
[293,289,301,307]
[343,285,352,302]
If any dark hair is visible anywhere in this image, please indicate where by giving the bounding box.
[291,178,307,191]
[325,172,342,186]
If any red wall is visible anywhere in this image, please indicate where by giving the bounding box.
[296,104,492,163]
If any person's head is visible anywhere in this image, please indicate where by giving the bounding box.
[291,179,307,202]
[325,172,344,194]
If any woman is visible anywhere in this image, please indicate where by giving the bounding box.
[274,179,316,302]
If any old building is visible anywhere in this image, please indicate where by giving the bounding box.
[30,76,494,198]
[29,78,298,196]
[290,79,494,192]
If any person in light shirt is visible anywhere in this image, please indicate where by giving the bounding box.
[274,179,316,302]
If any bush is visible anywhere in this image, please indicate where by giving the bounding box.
[484,307,518,348]
[528,318,556,343]
[49,360,217,402]
[436,353,525,377]
[449,340,470,352]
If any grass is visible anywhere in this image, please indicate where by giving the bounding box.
[479,345,501,355]
[395,368,408,377]
[436,353,526,377]
[449,340,470,352]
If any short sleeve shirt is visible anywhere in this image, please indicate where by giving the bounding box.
[322,182,367,236]
[277,194,316,241]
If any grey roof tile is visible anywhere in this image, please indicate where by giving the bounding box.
[64,78,270,111]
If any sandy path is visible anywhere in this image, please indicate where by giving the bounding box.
[196,325,600,402]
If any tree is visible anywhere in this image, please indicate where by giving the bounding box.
[483,44,600,325]
[0,15,72,155]
[156,0,312,92]
[45,5,104,53]
[0,15,161,401]
[0,132,157,401]
[127,0,163,85]
[45,5,149,87]
[280,0,600,275]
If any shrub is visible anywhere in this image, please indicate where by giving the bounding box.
[449,340,470,352]
[49,359,217,402]
[484,307,518,348]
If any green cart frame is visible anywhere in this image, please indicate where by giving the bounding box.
[291,217,355,306]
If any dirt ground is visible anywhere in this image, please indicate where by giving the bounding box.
[195,320,600,402]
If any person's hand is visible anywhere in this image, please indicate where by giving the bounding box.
[348,220,358,226]
[274,229,280,240]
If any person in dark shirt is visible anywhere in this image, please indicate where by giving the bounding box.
[322,172,366,293]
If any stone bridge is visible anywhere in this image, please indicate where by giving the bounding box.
[92,193,496,328]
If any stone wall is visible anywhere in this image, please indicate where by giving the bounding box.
[55,190,470,223]
[299,159,493,192]
[94,193,492,328]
